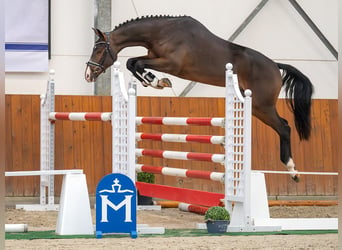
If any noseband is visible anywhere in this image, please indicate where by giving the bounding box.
[86,33,115,74]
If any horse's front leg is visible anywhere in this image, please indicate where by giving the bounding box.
[134,58,173,89]
[126,58,150,87]
[127,56,170,89]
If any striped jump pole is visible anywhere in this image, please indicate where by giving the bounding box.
[136,117,225,127]
[49,112,112,122]
[178,203,210,215]
[136,148,225,163]
[136,132,225,145]
[136,164,224,182]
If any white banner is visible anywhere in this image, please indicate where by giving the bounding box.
[5,0,48,72]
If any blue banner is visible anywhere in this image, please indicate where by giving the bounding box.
[5,0,48,72]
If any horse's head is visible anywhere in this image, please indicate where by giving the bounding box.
[85,28,117,82]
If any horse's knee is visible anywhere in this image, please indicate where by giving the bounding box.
[134,60,146,74]
[126,59,137,75]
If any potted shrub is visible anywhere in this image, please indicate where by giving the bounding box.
[137,172,155,205]
[204,206,230,233]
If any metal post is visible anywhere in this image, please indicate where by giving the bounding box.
[48,71,55,206]
[40,70,56,207]
[39,91,48,205]
[94,0,112,95]
[242,89,252,230]
[127,79,137,181]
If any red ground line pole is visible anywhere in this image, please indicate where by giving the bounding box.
[136,182,224,207]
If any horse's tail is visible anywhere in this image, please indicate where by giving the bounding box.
[277,63,314,140]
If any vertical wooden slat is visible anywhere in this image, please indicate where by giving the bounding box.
[87,96,105,194]
[21,96,36,196]
[5,95,14,195]
[31,96,41,195]
[53,95,64,195]
[101,96,113,176]
[10,96,24,195]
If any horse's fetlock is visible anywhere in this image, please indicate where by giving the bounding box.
[285,158,296,172]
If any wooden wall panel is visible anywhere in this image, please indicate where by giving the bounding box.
[5,95,338,197]
[5,95,40,196]
[52,95,113,195]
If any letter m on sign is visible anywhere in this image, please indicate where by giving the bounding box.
[100,195,133,222]
[95,173,137,238]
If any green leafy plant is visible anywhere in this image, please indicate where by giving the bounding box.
[137,172,155,205]
[137,172,155,183]
[204,206,230,221]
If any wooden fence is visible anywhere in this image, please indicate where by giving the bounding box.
[5,95,338,197]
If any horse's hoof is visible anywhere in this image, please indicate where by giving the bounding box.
[291,174,300,182]
[159,78,172,88]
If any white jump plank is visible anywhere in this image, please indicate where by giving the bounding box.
[5,169,83,177]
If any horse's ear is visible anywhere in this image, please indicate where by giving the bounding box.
[92,27,105,40]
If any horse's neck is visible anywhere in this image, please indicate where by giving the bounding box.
[110,24,153,52]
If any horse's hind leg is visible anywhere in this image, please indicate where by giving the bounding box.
[254,106,300,182]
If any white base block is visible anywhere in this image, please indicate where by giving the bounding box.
[55,173,93,235]
[137,224,165,234]
[228,172,281,232]
[199,218,338,232]
[226,224,281,232]
[15,204,59,211]
[198,222,281,232]
[137,205,161,211]
[267,218,338,230]
[250,172,270,220]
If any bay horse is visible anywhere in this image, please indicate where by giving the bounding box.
[85,15,313,182]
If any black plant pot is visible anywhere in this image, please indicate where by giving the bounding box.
[137,191,153,205]
[206,220,229,234]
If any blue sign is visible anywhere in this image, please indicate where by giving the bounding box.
[96,173,137,238]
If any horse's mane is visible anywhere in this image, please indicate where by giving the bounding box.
[113,15,189,31]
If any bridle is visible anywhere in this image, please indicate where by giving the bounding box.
[86,32,116,75]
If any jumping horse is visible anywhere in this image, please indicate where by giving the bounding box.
[85,16,313,182]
